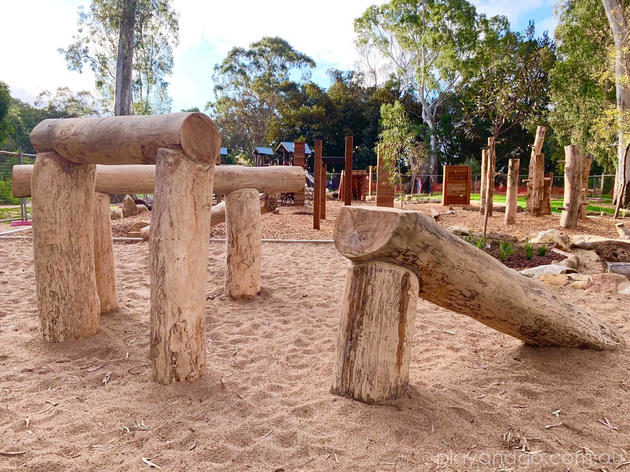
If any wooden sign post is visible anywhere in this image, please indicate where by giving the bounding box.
[293,142,306,206]
[344,136,353,206]
[314,140,322,230]
[376,144,394,208]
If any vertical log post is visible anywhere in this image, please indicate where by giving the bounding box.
[368,165,373,197]
[94,192,118,313]
[560,145,583,229]
[344,136,353,205]
[32,152,100,342]
[338,170,344,201]
[224,188,262,299]
[150,148,215,384]
[331,261,419,403]
[542,173,553,215]
[480,149,488,214]
[293,142,306,206]
[313,140,322,230]
[376,145,395,208]
[486,138,496,217]
[321,163,327,219]
[579,154,593,220]
[504,158,520,226]
[526,126,547,214]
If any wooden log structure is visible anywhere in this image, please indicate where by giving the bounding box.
[560,145,583,229]
[376,145,394,208]
[344,136,353,205]
[579,154,593,220]
[480,149,488,214]
[28,112,220,387]
[484,137,496,217]
[321,163,327,220]
[526,126,547,215]
[368,165,373,197]
[313,140,322,230]
[542,173,553,215]
[94,192,118,313]
[331,207,623,403]
[293,142,306,206]
[504,158,520,226]
[12,164,305,198]
[224,188,262,298]
[150,148,215,384]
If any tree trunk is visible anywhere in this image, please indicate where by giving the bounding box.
[504,158,520,226]
[32,153,100,342]
[560,145,583,229]
[331,261,419,404]
[114,0,137,116]
[344,136,353,205]
[542,173,553,216]
[480,149,488,215]
[526,126,547,215]
[150,148,214,384]
[94,192,118,313]
[376,145,394,208]
[602,0,630,208]
[334,206,624,350]
[224,188,262,298]
[580,154,593,220]
[12,164,304,198]
[485,138,496,217]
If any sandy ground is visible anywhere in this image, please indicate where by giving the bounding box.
[1,234,630,471]
[1,200,629,471]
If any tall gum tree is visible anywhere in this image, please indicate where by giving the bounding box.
[354,0,483,175]
[602,0,630,206]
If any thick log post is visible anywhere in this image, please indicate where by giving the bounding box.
[531,154,545,216]
[526,126,546,214]
[480,149,488,215]
[368,165,373,197]
[542,173,553,215]
[485,138,496,217]
[321,163,327,220]
[579,154,593,220]
[334,206,624,350]
[560,145,583,229]
[94,192,118,313]
[376,145,394,208]
[224,188,262,298]
[504,158,520,226]
[344,136,353,205]
[12,164,304,198]
[331,261,419,403]
[150,148,214,384]
[293,142,306,206]
[32,153,100,342]
[314,140,322,230]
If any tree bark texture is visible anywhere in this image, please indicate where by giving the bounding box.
[331,261,419,404]
[480,149,488,215]
[224,188,262,298]
[560,145,583,229]
[504,159,520,226]
[334,206,624,350]
[150,148,214,384]
[526,126,547,214]
[32,153,100,342]
[344,136,353,205]
[114,0,137,116]
[580,155,593,220]
[94,192,118,313]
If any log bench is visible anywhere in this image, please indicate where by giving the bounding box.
[13,164,304,301]
[331,206,624,404]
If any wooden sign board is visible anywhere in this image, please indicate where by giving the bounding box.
[442,165,471,206]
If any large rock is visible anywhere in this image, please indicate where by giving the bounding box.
[525,229,571,251]
[110,208,122,220]
[520,264,576,278]
[590,240,630,263]
[122,195,138,218]
[570,234,609,248]
[448,225,471,236]
[539,273,592,289]
[586,273,630,295]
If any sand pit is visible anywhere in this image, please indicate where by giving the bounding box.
[1,230,629,471]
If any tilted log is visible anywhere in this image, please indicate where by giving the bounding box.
[30,112,219,165]
[12,164,304,198]
[579,155,593,220]
[150,148,214,384]
[334,206,624,351]
[94,192,118,313]
[504,158,519,226]
[560,145,583,229]
[331,261,419,403]
[224,188,262,298]
[32,153,100,342]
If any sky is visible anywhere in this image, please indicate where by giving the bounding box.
[1,0,556,112]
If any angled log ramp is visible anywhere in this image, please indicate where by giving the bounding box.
[334,206,623,351]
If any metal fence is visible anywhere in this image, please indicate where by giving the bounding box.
[0,150,35,222]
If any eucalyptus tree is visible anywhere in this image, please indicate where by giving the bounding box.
[354,0,484,174]
[61,0,179,115]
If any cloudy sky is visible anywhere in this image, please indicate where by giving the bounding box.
[2,0,556,112]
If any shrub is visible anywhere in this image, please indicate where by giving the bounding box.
[524,243,534,260]
[474,237,486,250]
[537,245,548,257]
[499,241,513,260]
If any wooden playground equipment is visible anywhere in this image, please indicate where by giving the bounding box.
[21,112,304,385]
[441,165,471,206]
[331,206,624,404]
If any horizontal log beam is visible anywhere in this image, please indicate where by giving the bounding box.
[30,112,220,165]
[12,165,304,197]
[334,206,624,351]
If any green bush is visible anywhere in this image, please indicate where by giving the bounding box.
[474,237,486,250]
[499,241,513,260]
[524,243,534,260]
[0,180,19,205]
[537,245,548,257]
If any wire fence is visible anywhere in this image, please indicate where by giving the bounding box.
[0,151,35,222]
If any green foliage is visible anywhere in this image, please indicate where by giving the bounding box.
[524,243,534,260]
[499,241,514,260]
[474,237,486,249]
[0,82,12,148]
[378,100,417,188]
[0,180,19,205]
[60,0,179,114]
[537,245,548,257]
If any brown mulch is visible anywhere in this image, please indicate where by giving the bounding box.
[483,240,564,270]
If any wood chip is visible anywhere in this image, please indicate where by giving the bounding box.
[545,422,564,429]
[86,364,105,372]
[0,451,26,456]
[142,457,160,469]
